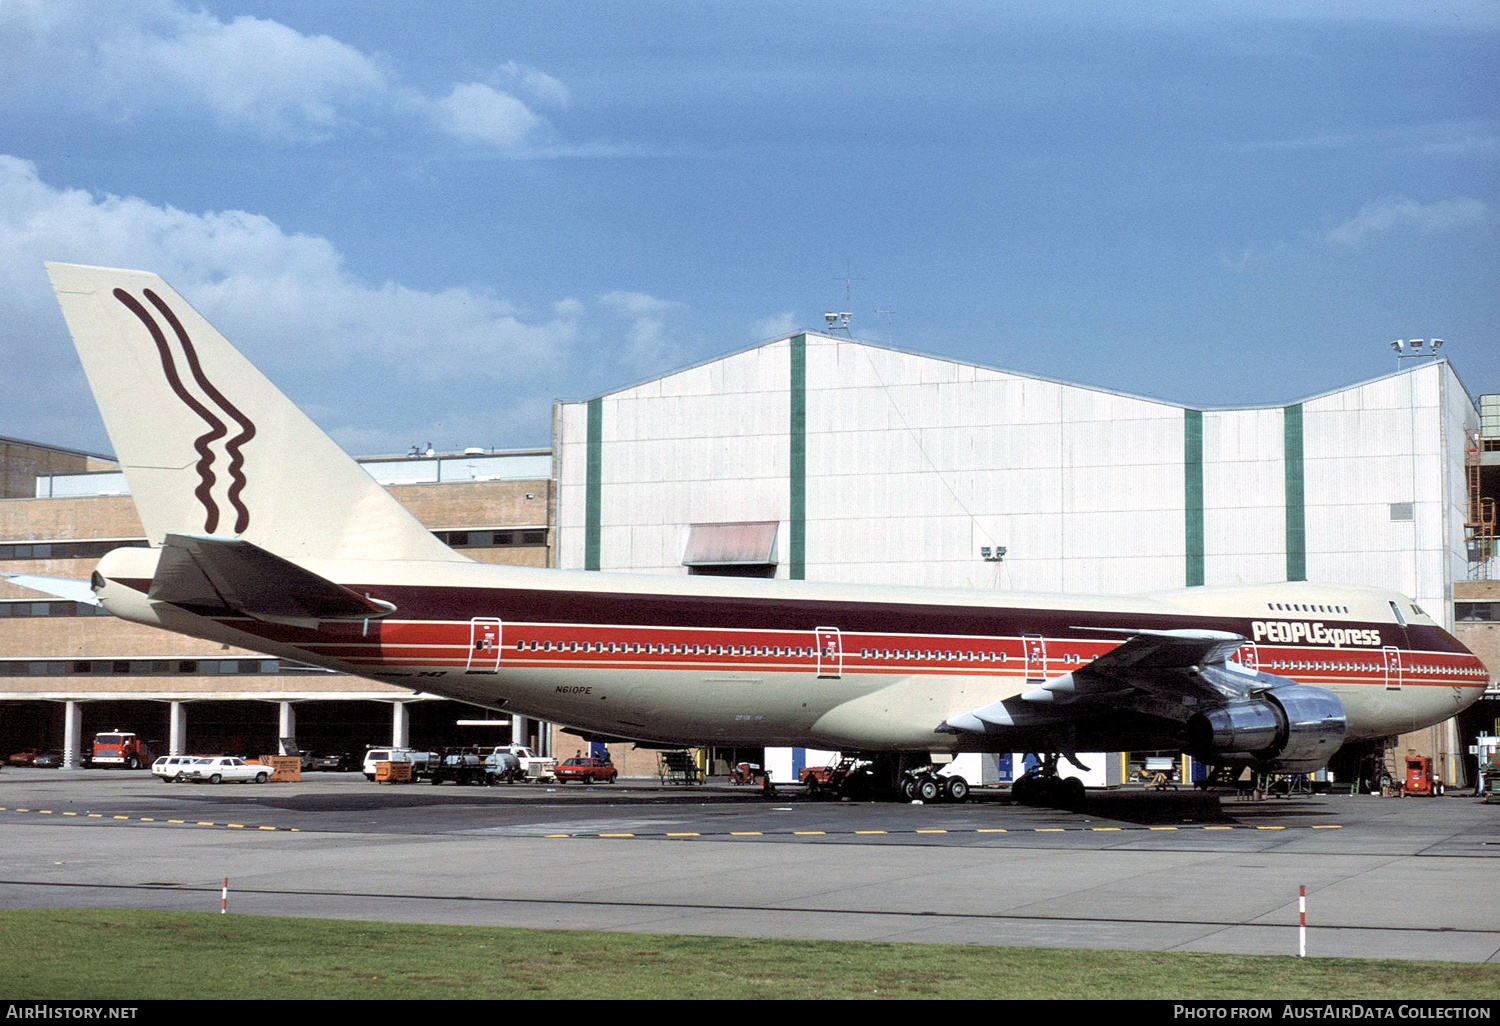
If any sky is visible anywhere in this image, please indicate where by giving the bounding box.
[1,0,1496,457]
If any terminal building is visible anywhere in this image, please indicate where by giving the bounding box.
[3,333,1497,787]
[0,441,557,765]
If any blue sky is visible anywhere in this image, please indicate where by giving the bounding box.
[2,1,1496,456]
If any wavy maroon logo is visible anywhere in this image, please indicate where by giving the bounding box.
[112,288,257,533]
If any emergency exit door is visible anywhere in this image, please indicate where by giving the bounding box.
[1023,634,1047,682]
[467,617,503,673]
[815,627,842,679]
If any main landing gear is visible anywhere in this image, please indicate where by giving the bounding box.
[1010,753,1087,811]
[898,767,970,803]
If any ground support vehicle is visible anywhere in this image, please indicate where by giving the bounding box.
[486,744,555,782]
[91,731,152,769]
[1402,755,1444,796]
[555,756,618,783]
[658,750,702,784]
[430,747,489,786]
[728,761,764,785]
[362,747,437,781]
[482,747,525,784]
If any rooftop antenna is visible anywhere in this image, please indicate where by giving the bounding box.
[823,263,865,336]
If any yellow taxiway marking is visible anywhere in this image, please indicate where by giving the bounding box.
[39,810,52,815]
[15,808,29,813]
[1256,825,1286,830]
[1311,825,1342,829]
[1203,826,1233,831]
[1035,827,1065,832]
[599,833,634,838]
[87,814,102,818]
[855,830,887,835]
[1090,827,1122,832]
[915,829,947,834]
[545,834,569,838]
[1148,826,1178,831]
[793,830,827,836]
[666,832,700,837]
[228,824,245,829]
[196,821,215,826]
[62,812,77,817]
[977,828,1007,833]
[168,819,186,824]
[730,831,763,836]
[257,826,277,831]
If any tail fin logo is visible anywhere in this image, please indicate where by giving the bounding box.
[112,288,257,534]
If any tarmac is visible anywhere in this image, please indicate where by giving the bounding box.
[1,767,1497,962]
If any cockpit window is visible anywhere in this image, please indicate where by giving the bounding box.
[1389,601,1408,627]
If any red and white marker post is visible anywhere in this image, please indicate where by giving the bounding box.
[1298,884,1306,957]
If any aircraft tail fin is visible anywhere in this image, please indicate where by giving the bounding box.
[45,263,464,563]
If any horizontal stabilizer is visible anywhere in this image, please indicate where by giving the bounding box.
[150,534,395,627]
[3,573,101,607]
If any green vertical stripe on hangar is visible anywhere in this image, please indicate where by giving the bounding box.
[789,334,807,580]
[1184,409,1204,587]
[585,397,603,571]
[1284,403,1306,581]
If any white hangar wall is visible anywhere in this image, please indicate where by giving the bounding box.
[556,334,1476,628]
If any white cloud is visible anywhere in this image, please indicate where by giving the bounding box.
[599,291,687,375]
[1325,197,1489,247]
[0,156,577,450]
[1,0,555,150]
[427,82,544,149]
[752,311,799,339]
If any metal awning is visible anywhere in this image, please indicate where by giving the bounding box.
[682,521,779,567]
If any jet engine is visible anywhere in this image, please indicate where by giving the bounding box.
[1185,683,1348,773]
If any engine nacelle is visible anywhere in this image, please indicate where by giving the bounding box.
[1186,684,1348,773]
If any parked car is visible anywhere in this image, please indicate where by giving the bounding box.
[152,755,201,782]
[554,756,618,784]
[313,752,357,772]
[181,756,271,784]
[31,750,65,768]
[7,748,40,766]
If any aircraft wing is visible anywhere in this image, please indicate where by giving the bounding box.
[151,533,395,628]
[938,628,1255,736]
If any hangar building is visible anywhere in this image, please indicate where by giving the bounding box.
[555,332,1496,785]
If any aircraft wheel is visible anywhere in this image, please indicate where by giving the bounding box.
[900,777,917,801]
[1062,776,1086,810]
[915,776,940,802]
[943,776,969,803]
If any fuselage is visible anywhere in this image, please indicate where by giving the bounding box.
[95,546,1487,755]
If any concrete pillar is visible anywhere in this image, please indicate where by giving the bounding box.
[278,702,297,752]
[391,702,410,748]
[169,702,188,756]
[62,700,83,769]
[511,714,528,748]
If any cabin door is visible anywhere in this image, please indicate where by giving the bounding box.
[1382,646,1403,691]
[467,617,503,673]
[815,627,843,679]
[1234,642,1260,673]
[1023,633,1047,682]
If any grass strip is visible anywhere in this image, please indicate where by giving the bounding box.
[1,908,1495,1000]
